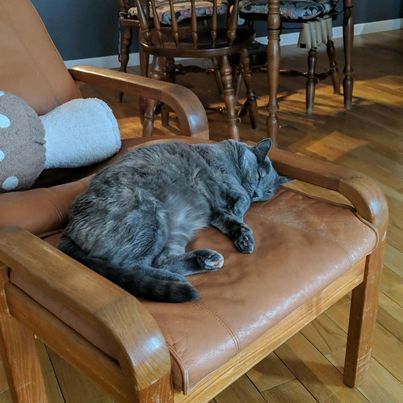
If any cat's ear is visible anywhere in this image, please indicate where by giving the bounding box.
[254,138,273,162]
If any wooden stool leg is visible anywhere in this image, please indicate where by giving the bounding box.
[240,48,258,130]
[118,25,133,102]
[343,0,354,109]
[344,244,384,387]
[326,39,340,94]
[220,55,239,140]
[0,268,48,403]
[143,56,165,137]
[306,48,318,115]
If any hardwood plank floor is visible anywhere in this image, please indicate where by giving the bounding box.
[1,29,402,402]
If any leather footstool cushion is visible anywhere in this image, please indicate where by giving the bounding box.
[141,188,377,392]
[12,134,377,394]
[42,187,377,393]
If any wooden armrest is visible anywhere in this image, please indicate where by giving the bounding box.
[0,227,172,399]
[271,149,389,239]
[69,65,209,140]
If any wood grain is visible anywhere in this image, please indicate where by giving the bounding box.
[0,267,48,403]
[173,260,365,403]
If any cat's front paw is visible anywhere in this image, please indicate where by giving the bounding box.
[234,228,255,254]
[195,249,224,271]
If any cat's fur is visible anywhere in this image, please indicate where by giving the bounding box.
[59,139,288,302]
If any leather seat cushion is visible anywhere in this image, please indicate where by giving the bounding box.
[125,0,228,26]
[43,187,377,393]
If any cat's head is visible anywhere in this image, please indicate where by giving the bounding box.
[239,139,289,202]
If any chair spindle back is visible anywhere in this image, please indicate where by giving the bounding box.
[135,0,240,49]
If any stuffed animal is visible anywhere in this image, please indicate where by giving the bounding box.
[0,91,121,192]
[0,91,46,191]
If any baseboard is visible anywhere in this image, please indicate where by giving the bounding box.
[64,17,403,69]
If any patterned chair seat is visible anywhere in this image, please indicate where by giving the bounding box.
[240,0,337,21]
[125,0,228,25]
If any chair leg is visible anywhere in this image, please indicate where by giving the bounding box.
[306,47,318,115]
[118,25,133,103]
[212,57,224,96]
[343,0,354,110]
[160,106,170,128]
[220,55,239,140]
[143,56,166,137]
[0,268,48,402]
[266,1,281,145]
[159,58,176,128]
[138,33,150,121]
[326,39,340,94]
[240,48,258,130]
[344,243,385,387]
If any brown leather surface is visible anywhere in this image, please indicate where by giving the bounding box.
[144,191,377,392]
[0,135,378,393]
[0,0,80,115]
[41,191,377,394]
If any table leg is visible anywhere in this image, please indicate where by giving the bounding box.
[267,0,281,145]
[343,0,354,110]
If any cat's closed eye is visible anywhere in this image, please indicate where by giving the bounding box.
[257,169,266,181]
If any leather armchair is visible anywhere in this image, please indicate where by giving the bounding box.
[0,1,388,402]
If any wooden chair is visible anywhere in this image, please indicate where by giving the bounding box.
[0,1,387,402]
[240,0,353,115]
[130,0,257,140]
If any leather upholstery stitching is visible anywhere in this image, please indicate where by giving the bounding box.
[249,195,377,267]
[281,187,380,248]
[194,300,241,353]
[165,345,189,392]
[43,188,65,226]
[162,300,241,393]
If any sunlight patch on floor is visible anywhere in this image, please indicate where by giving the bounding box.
[304,131,368,161]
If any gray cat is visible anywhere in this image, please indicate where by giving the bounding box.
[59,139,288,302]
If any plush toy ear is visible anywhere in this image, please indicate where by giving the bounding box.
[254,138,272,162]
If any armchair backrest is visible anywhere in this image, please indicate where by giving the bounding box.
[0,0,81,115]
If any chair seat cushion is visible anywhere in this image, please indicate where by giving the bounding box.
[240,0,336,20]
[16,135,377,395]
[42,186,377,393]
[126,0,228,25]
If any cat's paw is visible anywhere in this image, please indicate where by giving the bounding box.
[195,249,224,271]
[234,229,255,254]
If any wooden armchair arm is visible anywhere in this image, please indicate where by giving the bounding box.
[271,149,389,239]
[0,227,173,401]
[69,65,209,140]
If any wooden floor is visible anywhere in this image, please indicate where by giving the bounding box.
[1,29,402,402]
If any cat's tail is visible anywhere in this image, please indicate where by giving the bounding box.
[58,236,199,303]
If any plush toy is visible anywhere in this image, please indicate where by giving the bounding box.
[0,91,46,191]
[0,91,121,192]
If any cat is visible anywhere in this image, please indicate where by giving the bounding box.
[59,138,288,303]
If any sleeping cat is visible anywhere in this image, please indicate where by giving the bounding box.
[59,138,288,302]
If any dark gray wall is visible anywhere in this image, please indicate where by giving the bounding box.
[32,0,403,61]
